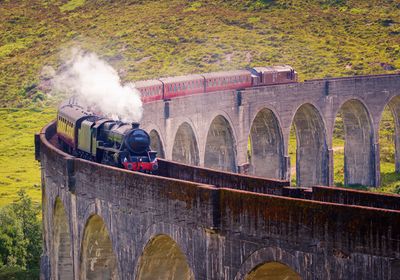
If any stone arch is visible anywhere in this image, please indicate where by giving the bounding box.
[291,103,328,186]
[249,108,284,179]
[336,99,374,186]
[204,115,237,172]
[53,197,73,280]
[149,129,165,158]
[172,122,200,166]
[136,234,195,280]
[244,262,301,280]
[234,247,304,280]
[80,215,119,280]
[385,95,400,173]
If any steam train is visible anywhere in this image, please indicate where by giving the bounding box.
[56,101,158,173]
[135,65,297,103]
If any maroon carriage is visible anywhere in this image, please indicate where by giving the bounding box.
[135,79,164,103]
[203,70,252,93]
[160,74,205,99]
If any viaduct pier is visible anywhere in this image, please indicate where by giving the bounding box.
[37,74,400,280]
[140,73,400,187]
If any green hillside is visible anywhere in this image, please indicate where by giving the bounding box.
[1,0,399,107]
[0,0,399,206]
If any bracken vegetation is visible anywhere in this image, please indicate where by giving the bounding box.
[0,0,399,107]
[0,0,400,276]
[0,0,399,198]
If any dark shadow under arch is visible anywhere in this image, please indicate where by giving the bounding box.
[338,99,374,186]
[53,197,73,280]
[149,129,165,159]
[172,122,200,166]
[136,234,194,280]
[292,104,328,186]
[204,115,236,172]
[249,108,284,179]
[80,215,118,280]
[387,95,400,173]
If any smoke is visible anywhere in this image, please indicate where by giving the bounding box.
[52,48,143,122]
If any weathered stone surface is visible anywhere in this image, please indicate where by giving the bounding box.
[38,118,400,280]
[141,74,400,187]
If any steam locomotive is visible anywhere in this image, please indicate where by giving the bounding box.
[135,65,298,103]
[56,101,158,173]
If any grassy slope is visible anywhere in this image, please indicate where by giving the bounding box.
[0,0,399,206]
[0,108,54,206]
[1,0,399,106]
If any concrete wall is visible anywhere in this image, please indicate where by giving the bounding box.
[141,74,400,187]
[38,121,400,280]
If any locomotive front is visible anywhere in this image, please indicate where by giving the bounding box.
[120,123,158,173]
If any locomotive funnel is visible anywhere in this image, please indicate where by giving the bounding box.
[132,122,140,129]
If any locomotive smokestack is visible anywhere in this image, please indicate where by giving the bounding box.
[132,122,140,129]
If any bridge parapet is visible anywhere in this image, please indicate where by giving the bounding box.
[38,120,400,279]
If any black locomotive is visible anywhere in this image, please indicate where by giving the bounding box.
[56,101,158,172]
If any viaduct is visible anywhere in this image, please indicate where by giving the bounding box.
[140,74,400,187]
[36,74,400,280]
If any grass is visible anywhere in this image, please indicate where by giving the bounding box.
[0,0,399,207]
[0,0,399,107]
[0,108,55,207]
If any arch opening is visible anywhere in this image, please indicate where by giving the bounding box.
[80,215,118,280]
[244,261,301,280]
[172,122,200,166]
[379,96,400,190]
[332,111,345,186]
[380,106,395,172]
[149,129,165,159]
[290,104,328,186]
[204,115,236,172]
[288,124,297,185]
[53,198,73,280]
[136,234,194,280]
[248,108,284,179]
[336,100,374,186]
[387,96,400,174]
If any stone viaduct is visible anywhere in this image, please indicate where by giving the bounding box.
[140,74,400,187]
[37,74,400,280]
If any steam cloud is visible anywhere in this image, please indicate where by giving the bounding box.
[52,49,143,122]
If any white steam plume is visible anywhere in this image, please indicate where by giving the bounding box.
[52,49,143,122]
